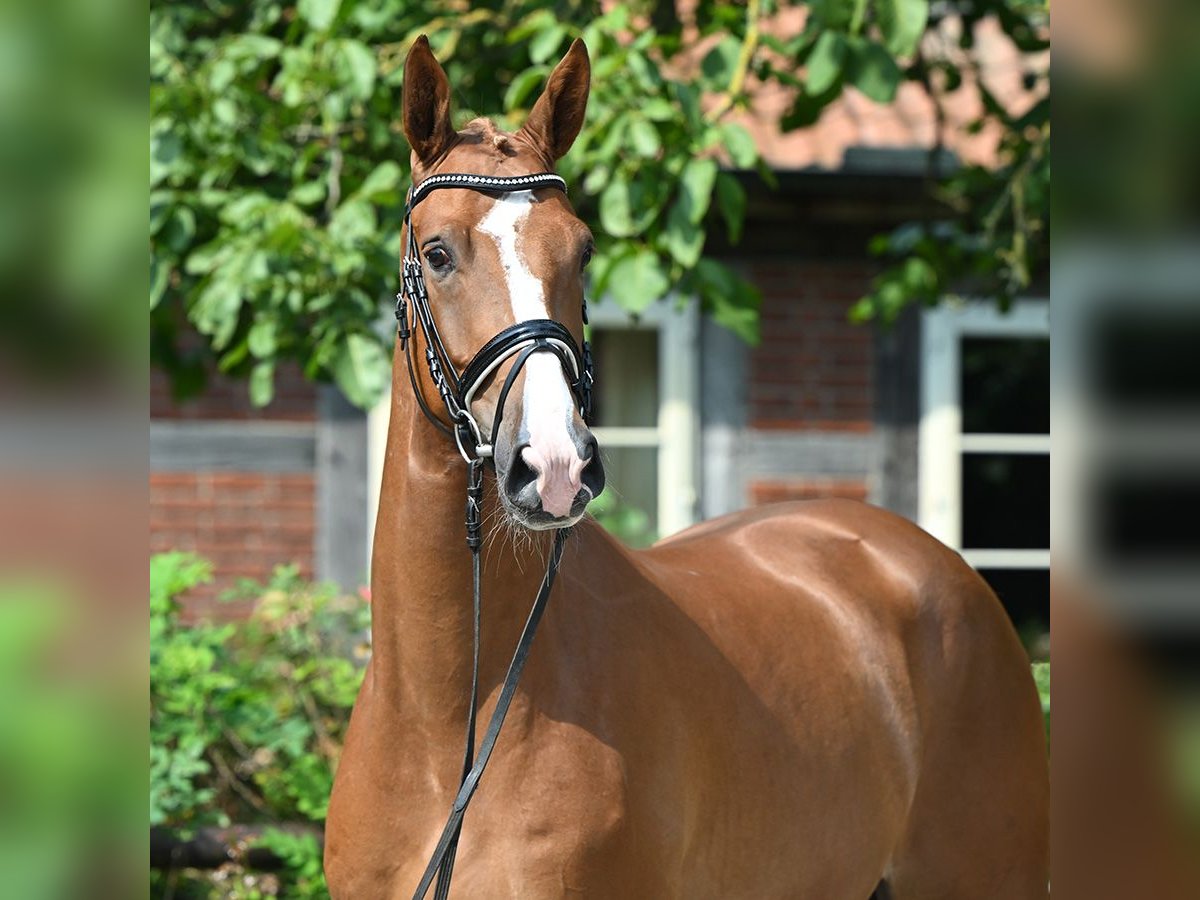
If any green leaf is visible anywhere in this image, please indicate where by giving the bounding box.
[290,181,325,205]
[331,333,389,408]
[249,361,275,407]
[298,0,341,31]
[329,200,376,244]
[627,118,661,158]
[248,318,277,358]
[149,129,182,188]
[719,122,757,168]
[505,66,547,111]
[677,158,718,224]
[213,97,237,126]
[356,161,400,200]
[641,98,676,122]
[715,173,747,243]
[626,52,662,91]
[607,250,669,313]
[529,24,567,64]
[671,82,702,130]
[808,0,855,29]
[701,35,741,87]
[150,257,170,309]
[599,177,635,237]
[846,39,901,103]
[192,279,241,349]
[184,241,226,276]
[582,165,610,195]
[662,203,705,267]
[225,34,283,60]
[876,0,930,57]
[806,30,847,95]
[209,58,236,93]
[339,40,376,100]
[696,259,760,343]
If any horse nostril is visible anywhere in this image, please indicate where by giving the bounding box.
[580,435,605,499]
[505,443,539,501]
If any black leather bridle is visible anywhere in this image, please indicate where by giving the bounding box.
[395,171,594,900]
[396,171,594,463]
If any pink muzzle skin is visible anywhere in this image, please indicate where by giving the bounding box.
[520,444,588,518]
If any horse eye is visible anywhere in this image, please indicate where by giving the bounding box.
[581,244,594,270]
[424,247,451,270]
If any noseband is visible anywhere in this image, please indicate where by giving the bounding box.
[394,171,593,900]
[395,171,594,463]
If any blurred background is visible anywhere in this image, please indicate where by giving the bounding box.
[10,0,1200,896]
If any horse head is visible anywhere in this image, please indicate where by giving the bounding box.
[401,36,604,530]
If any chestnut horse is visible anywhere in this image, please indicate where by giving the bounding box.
[325,37,1049,899]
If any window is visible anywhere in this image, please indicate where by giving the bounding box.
[586,297,700,543]
[920,301,1050,633]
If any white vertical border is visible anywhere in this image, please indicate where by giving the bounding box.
[657,301,700,536]
[366,381,390,567]
[919,307,962,546]
[919,300,1050,550]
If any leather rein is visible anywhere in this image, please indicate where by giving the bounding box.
[394,171,594,900]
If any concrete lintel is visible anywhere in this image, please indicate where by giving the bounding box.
[746,430,876,480]
[150,420,315,472]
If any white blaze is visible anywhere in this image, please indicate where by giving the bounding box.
[478,192,583,517]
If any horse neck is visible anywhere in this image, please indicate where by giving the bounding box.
[368,356,556,739]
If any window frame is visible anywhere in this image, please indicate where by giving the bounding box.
[586,296,700,539]
[919,299,1050,570]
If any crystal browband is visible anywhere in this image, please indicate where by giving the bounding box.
[407,172,568,214]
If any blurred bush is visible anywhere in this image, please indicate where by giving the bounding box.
[150,552,369,899]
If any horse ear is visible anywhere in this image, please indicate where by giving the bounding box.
[403,35,456,167]
[518,38,590,163]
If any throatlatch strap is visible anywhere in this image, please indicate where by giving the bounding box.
[413,528,570,900]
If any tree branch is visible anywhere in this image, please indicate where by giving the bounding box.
[705,0,761,124]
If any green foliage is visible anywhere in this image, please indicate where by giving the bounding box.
[151,0,1048,402]
[150,1,768,409]
[150,553,370,898]
[847,0,1049,324]
[589,490,656,548]
[1032,660,1050,746]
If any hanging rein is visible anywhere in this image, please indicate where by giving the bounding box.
[394,171,595,900]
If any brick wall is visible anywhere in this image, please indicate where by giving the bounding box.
[150,471,316,618]
[150,361,318,616]
[150,363,316,421]
[743,258,878,505]
[747,259,876,431]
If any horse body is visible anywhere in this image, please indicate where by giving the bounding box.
[328,449,1047,898]
[324,36,1048,899]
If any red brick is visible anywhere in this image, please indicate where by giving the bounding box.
[750,479,868,505]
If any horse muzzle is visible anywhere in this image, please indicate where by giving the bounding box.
[501,431,604,528]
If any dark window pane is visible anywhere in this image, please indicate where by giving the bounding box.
[961,337,1049,434]
[1092,305,1200,410]
[962,453,1050,549]
[591,328,658,428]
[1093,467,1200,563]
[976,568,1049,637]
